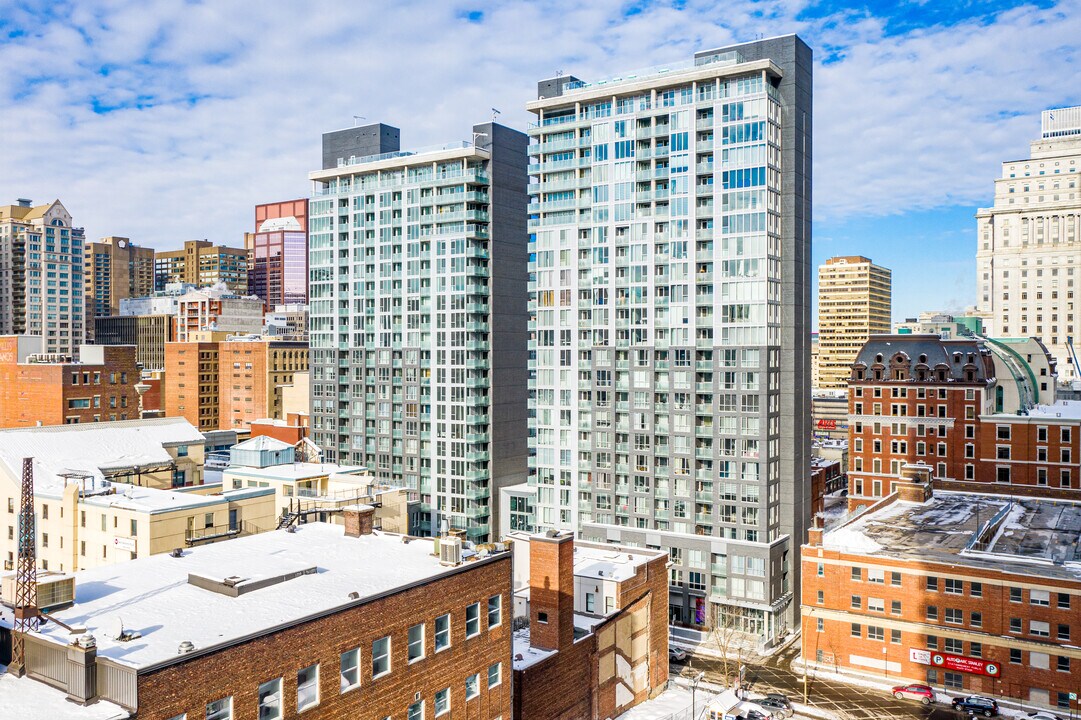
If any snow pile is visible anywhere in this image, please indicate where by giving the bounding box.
[0,669,129,719]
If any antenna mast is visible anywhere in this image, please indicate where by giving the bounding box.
[11,457,40,676]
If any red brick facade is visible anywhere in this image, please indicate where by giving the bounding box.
[138,555,513,720]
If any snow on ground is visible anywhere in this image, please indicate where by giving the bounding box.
[0,668,129,719]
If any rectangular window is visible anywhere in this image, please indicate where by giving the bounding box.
[850,595,861,609]
[970,612,982,628]
[1009,648,1022,664]
[340,648,360,692]
[1009,586,1022,602]
[868,597,884,612]
[408,701,424,720]
[1058,593,1071,609]
[1058,656,1071,673]
[1059,624,1071,641]
[945,608,962,625]
[1009,617,1022,633]
[890,629,901,644]
[850,567,861,582]
[488,662,502,688]
[867,626,884,641]
[465,673,480,700]
[297,664,319,712]
[850,623,861,638]
[970,642,982,658]
[466,602,481,637]
[1030,589,1050,606]
[372,636,391,678]
[890,572,902,587]
[944,578,962,594]
[943,672,963,690]
[925,576,938,591]
[257,679,281,720]
[409,623,426,662]
[206,698,232,720]
[944,638,963,654]
[867,568,884,584]
[435,688,450,716]
[435,614,451,652]
[970,582,982,597]
[488,594,502,627]
[926,635,938,650]
[891,600,901,615]
[1031,620,1050,637]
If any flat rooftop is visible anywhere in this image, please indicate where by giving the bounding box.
[0,671,128,720]
[823,491,1081,581]
[224,462,366,481]
[573,541,663,582]
[32,523,505,670]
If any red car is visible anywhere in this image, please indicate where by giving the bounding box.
[892,684,936,704]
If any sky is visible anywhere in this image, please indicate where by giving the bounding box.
[0,0,1079,325]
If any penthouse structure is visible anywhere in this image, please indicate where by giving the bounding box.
[525,36,812,641]
[307,121,530,542]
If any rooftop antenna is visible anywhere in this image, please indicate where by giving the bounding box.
[11,457,40,676]
[491,108,502,122]
[352,115,367,127]
[556,70,563,78]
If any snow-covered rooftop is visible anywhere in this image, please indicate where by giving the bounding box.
[0,418,205,500]
[573,542,662,582]
[823,491,1081,580]
[0,670,129,719]
[224,462,366,481]
[512,627,556,671]
[1021,399,1081,420]
[32,523,507,670]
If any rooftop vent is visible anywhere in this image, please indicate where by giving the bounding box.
[178,641,195,654]
[348,591,360,600]
[188,565,317,598]
[170,548,184,558]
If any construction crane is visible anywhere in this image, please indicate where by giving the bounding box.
[10,457,40,676]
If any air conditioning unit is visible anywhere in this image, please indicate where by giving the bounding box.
[1,571,75,611]
[439,536,463,566]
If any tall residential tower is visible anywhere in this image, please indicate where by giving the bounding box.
[816,255,892,390]
[525,36,812,643]
[976,106,1081,381]
[308,122,529,541]
[83,236,155,339]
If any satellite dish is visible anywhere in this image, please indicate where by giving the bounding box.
[107,617,125,641]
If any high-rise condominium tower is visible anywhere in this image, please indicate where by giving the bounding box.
[84,236,155,339]
[976,106,1081,381]
[816,256,891,390]
[526,36,812,643]
[308,122,529,541]
[0,199,85,354]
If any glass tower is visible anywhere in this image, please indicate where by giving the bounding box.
[525,37,811,644]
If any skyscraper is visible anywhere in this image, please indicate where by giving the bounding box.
[308,122,529,541]
[525,36,812,643]
[976,106,1081,380]
[816,256,892,390]
[154,239,248,293]
[0,199,85,354]
[83,236,155,339]
[250,199,309,311]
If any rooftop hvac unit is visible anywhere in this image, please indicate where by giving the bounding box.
[1,571,75,611]
[439,536,463,566]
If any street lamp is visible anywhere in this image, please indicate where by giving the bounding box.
[691,671,705,720]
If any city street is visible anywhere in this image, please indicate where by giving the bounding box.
[673,644,968,720]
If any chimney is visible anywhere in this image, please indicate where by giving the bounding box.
[65,634,98,704]
[343,504,376,537]
[528,530,574,652]
[17,198,31,208]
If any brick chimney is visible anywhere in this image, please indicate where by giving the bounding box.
[529,531,574,652]
[343,504,376,537]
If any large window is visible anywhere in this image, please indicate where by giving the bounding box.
[466,603,481,637]
[206,698,232,720]
[373,636,391,678]
[435,614,451,652]
[257,679,282,720]
[488,594,502,628]
[409,623,426,662]
[297,664,319,711]
[340,648,360,693]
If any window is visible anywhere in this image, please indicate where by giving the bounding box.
[435,688,450,716]
[1058,593,1071,609]
[890,571,902,587]
[1009,586,1022,602]
[1009,617,1022,633]
[466,602,481,637]
[943,672,963,690]
[868,597,884,612]
[970,582,982,597]
[926,636,938,650]
[465,673,480,700]
[372,636,391,678]
[816,618,824,632]
[206,698,232,720]
[1059,656,1071,673]
[868,626,884,641]
[867,568,884,584]
[408,700,424,720]
[816,590,824,604]
[435,614,451,652]
[340,648,360,692]
[850,623,861,638]
[891,600,901,615]
[926,606,938,621]
[488,662,502,688]
[1058,624,1070,641]
[257,678,282,720]
[1010,648,1022,664]
[408,623,426,662]
[944,578,962,594]
[297,664,319,711]
[970,611,982,628]
[488,594,502,628]
[890,629,901,644]
[944,638,963,654]
[1031,620,1050,637]
[925,576,938,591]
[851,567,861,582]
[1030,589,1050,606]
[970,642,982,658]
[944,608,962,624]
[850,595,861,609]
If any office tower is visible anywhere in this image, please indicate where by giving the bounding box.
[93,314,174,370]
[154,239,248,293]
[976,105,1081,381]
[816,256,892,390]
[525,36,811,643]
[83,236,155,339]
[0,199,85,354]
[251,199,309,311]
[308,122,529,542]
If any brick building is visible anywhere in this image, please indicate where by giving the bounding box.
[0,336,140,427]
[509,532,669,720]
[14,511,513,720]
[845,334,1079,512]
[175,284,263,342]
[164,339,221,431]
[802,481,1081,714]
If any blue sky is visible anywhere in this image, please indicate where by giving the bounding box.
[0,0,1079,324]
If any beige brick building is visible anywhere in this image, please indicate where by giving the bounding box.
[817,256,892,390]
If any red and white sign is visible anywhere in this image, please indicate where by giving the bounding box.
[815,419,837,430]
[909,648,1000,677]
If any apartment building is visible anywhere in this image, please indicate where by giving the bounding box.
[83,236,155,340]
[308,121,530,542]
[0,199,85,354]
[164,335,307,431]
[976,105,1081,380]
[175,284,264,341]
[803,481,1081,713]
[846,334,1077,511]
[13,514,513,720]
[0,336,140,428]
[251,199,309,310]
[155,239,248,293]
[524,36,812,642]
[93,314,174,370]
[817,256,892,390]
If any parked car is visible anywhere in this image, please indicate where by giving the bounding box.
[753,697,793,717]
[892,684,936,704]
[951,696,999,716]
[1026,712,1064,720]
[763,693,791,709]
[668,646,687,662]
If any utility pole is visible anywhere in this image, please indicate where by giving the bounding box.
[11,457,40,676]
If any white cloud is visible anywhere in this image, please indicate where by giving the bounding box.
[0,0,1077,247]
